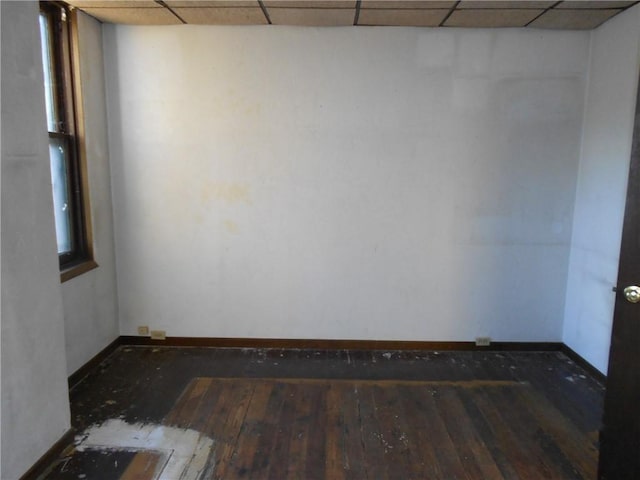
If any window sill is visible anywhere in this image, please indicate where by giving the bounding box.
[61,259,98,283]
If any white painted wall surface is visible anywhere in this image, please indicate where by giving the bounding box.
[563,5,640,374]
[61,11,120,375]
[1,2,71,478]
[105,25,589,342]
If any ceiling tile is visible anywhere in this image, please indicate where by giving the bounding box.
[66,0,161,7]
[268,7,355,25]
[445,8,543,26]
[360,1,456,8]
[173,6,268,23]
[528,8,621,28]
[79,7,182,24]
[264,1,356,7]
[166,1,260,7]
[555,1,636,9]
[458,1,555,8]
[358,8,448,24]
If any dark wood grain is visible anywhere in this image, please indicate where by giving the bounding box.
[39,347,605,480]
[119,452,163,480]
[152,377,600,480]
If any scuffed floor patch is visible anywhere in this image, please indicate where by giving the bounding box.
[74,419,214,480]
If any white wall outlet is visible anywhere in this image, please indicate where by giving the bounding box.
[475,337,491,347]
[137,325,149,336]
[150,330,166,340]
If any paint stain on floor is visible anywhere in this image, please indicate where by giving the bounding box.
[41,420,213,480]
[39,348,605,480]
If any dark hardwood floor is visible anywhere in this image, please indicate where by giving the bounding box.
[38,347,605,480]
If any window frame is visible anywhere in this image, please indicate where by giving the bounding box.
[40,1,97,281]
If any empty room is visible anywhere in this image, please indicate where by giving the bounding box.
[2,0,640,479]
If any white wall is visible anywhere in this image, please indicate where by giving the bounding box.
[563,5,640,374]
[1,2,71,478]
[61,11,119,375]
[105,25,588,343]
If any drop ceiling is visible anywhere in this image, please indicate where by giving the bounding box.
[64,0,639,29]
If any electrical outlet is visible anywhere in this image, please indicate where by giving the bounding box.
[137,325,149,336]
[150,330,166,340]
[475,337,491,347]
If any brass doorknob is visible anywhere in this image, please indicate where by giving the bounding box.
[623,286,640,304]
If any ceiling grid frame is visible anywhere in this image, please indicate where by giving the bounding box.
[63,0,640,29]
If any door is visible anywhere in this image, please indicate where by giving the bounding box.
[598,79,640,479]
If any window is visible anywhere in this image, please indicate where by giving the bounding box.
[39,2,95,279]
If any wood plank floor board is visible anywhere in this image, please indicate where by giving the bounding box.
[119,451,164,480]
[187,376,229,432]
[373,384,425,479]
[396,384,443,479]
[500,385,584,480]
[357,384,393,479]
[487,385,567,479]
[284,383,316,479]
[208,382,255,480]
[162,376,213,428]
[506,352,603,436]
[247,378,288,476]
[264,383,299,480]
[225,380,274,478]
[456,386,522,480]
[433,386,506,480]
[547,355,604,435]
[324,384,347,480]
[420,386,473,480]
[303,383,328,480]
[336,383,369,480]
[512,384,598,479]
[474,385,550,480]
[42,348,604,480]
[400,383,470,479]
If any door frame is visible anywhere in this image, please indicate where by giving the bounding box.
[597,74,640,480]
